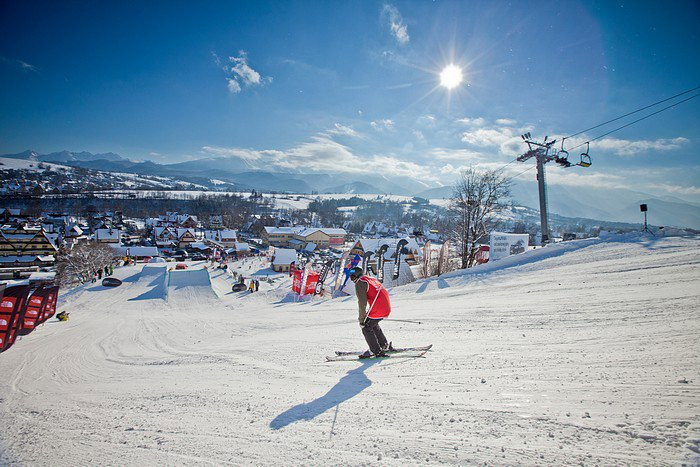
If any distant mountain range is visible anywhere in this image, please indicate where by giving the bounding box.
[3,149,699,229]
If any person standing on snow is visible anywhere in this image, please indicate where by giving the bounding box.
[350,266,394,358]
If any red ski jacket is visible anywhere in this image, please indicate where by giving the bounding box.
[358,275,391,319]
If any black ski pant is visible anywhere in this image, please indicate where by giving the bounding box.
[362,318,388,355]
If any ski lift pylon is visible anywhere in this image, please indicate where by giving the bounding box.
[578,142,592,167]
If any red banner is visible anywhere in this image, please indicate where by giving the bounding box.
[292,269,319,296]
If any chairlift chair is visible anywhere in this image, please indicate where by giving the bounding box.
[578,142,592,167]
[555,138,572,167]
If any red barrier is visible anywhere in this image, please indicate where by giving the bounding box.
[19,288,47,335]
[0,285,30,353]
[38,286,60,324]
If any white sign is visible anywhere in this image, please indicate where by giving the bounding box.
[489,232,529,261]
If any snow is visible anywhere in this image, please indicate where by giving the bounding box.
[0,234,698,465]
[0,157,71,172]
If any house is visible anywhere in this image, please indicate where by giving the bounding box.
[94,228,121,244]
[271,248,298,272]
[209,215,223,228]
[175,228,197,247]
[154,226,178,247]
[204,229,238,247]
[0,226,59,258]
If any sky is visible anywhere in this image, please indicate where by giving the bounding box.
[1,0,699,202]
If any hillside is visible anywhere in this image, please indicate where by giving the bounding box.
[1,234,698,464]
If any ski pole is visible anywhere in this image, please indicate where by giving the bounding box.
[383,318,422,324]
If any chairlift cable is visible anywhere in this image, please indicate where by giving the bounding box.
[565,92,700,151]
[507,164,537,181]
[565,85,700,140]
[484,87,698,178]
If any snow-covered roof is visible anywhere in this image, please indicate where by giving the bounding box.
[0,255,55,263]
[296,227,347,237]
[109,245,159,257]
[272,248,297,265]
[176,228,195,239]
[234,242,250,251]
[264,226,302,235]
[204,229,237,241]
[95,229,121,241]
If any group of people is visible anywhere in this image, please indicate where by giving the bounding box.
[90,264,114,283]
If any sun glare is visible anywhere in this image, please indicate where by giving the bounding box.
[439,64,463,90]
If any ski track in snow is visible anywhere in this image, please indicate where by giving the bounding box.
[1,235,699,465]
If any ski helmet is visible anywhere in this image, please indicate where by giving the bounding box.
[349,266,363,280]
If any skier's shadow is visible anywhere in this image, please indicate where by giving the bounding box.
[269,359,379,430]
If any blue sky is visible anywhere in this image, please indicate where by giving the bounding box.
[1,0,699,200]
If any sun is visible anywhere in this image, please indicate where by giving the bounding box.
[439,64,463,90]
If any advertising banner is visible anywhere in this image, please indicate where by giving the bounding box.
[292,269,320,296]
[489,232,529,261]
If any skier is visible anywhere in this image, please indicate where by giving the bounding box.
[109,264,113,275]
[254,279,259,292]
[248,281,255,293]
[349,266,394,358]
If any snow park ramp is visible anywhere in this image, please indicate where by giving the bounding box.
[127,263,167,301]
[166,268,218,305]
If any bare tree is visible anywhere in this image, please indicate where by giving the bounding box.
[55,241,121,287]
[450,168,511,268]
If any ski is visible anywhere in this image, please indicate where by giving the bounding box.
[326,350,428,362]
[335,344,432,356]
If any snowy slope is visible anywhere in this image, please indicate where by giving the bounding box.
[0,235,698,465]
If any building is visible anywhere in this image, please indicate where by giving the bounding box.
[262,226,346,250]
[204,229,238,247]
[0,225,59,272]
[94,228,121,244]
[271,248,298,272]
[0,226,59,258]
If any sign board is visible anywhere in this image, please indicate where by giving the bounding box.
[489,232,529,261]
[292,269,319,296]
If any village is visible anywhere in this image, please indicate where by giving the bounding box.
[0,193,604,294]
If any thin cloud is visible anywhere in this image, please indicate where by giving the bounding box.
[455,117,486,126]
[326,123,362,138]
[495,118,517,126]
[381,4,410,45]
[371,119,395,131]
[0,56,38,72]
[593,136,689,157]
[214,51,271,94]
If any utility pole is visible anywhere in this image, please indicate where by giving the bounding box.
[517,133,591,245]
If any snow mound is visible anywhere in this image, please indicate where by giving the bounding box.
[166,267,218,304]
